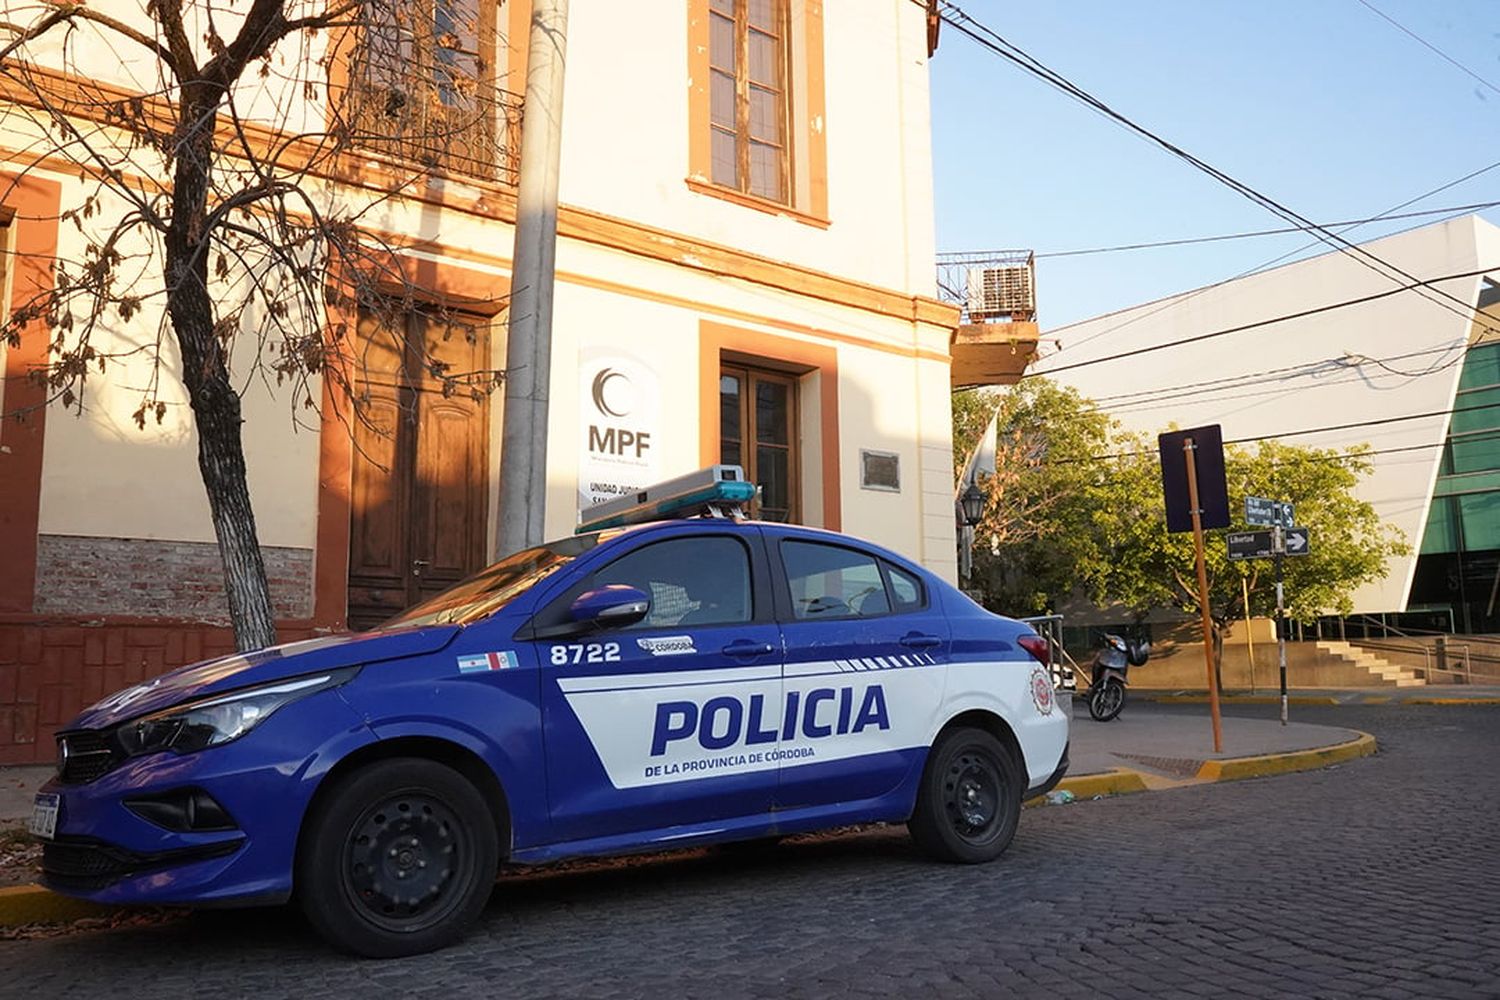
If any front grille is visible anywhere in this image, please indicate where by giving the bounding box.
[57,730,119,785]
[42,840,134,891]
[42,836,244,892]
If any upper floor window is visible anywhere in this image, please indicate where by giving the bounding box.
[689,0,828,223]
[345,0,523,183]
[709,0,790,203]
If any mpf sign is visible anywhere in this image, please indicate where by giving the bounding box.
[578,350,662,512]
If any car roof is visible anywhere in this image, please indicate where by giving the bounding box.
[578,517,932,578]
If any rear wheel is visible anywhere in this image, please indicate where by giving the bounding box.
[297,758,498,958]
[908,727,1023,864]
[1089,678,1126,722]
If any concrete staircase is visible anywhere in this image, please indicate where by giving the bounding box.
[1315,641,1426,687]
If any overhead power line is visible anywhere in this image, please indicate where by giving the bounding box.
[934,2,1495,339]
[1088,344,1463,406]
[1026,265,1496,379]
[1052,398,1500,467]
[1044,157,1500,361]
[1029,201,1500,260]
[1353,0,1500,99]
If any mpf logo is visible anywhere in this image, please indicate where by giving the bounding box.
[588,367,652,459]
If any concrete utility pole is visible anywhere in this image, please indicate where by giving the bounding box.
[497,0,569,559]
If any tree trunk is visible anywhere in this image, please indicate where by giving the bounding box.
[166,90,277,652]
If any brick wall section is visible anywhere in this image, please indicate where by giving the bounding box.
[34,535,314,619]
[0,616,321,764]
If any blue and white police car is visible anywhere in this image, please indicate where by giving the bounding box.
[32,466,1068,957]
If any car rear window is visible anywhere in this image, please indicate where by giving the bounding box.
[782,540,891,619]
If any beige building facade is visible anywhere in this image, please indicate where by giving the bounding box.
[0,1,1023,761]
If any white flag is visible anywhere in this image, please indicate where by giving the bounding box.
[958,406,999,493]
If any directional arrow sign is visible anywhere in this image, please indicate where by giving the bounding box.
[1274,502,1296,529]
[1227,531,1275,561]
[1284,526,1310,556]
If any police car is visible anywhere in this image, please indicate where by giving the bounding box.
[32,466,1068,957]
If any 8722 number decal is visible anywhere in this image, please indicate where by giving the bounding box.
[550,642,622,666]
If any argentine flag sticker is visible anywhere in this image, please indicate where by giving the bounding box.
[457,651,520,673]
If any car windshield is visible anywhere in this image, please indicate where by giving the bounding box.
[378,534,604,629]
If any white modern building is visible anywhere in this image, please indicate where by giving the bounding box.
[1032,215,1500,626]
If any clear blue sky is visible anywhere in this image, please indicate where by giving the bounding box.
[928,0,1500,333]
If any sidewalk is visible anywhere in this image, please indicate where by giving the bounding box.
[1049,698,1373,800]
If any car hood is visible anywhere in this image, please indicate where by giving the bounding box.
[66,626,460,731]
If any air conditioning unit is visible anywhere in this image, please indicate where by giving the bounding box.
[965,265,1034,321]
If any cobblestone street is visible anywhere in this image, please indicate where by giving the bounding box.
[3,703,1497,999]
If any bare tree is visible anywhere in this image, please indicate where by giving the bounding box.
[0,0,517,650]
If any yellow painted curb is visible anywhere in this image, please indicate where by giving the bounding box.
[1024,768,1149,807]
[1409,697,1500,706]
[1146,694,1340,706]
[1195,731,1376,782]
[0,884,117,926]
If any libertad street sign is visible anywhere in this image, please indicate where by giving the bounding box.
[1227,531,1275,561]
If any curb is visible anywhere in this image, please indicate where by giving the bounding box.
[0,884,117,926]
[1407,697,1500,706]
[1195,731,1377,781]
[1024,768,1149,807]
[1140,694,1341,706]
[1029,731,1379,809]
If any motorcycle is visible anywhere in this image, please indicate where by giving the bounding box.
[1087,633,1150,722]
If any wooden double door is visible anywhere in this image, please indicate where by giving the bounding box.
[347,306,492,630]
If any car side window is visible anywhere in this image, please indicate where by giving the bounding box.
[592,536,752,629]
[782,540,891,619]
[884,561,925,613]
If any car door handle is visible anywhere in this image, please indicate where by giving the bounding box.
[900,633,942,649]
[723,641,775,657]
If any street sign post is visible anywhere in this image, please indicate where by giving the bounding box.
[1158,426,1228,752]
[1228,510,1311,727]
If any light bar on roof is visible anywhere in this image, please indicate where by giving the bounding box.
[576,465,757,534]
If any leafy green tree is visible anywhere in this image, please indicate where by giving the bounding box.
[951,379,1115,614]
[953,384,1409,681]
[1088,437,1410,675]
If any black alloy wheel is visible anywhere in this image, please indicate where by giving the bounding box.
[908,727,1023,864]
[298,758,498,958]
[1089,678,1126,722]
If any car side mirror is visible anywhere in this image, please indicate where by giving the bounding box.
[568,585,650,629]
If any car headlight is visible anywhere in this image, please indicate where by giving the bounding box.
[115,668,358,757]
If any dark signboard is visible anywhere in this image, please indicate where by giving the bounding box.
[1159,425,1230,533]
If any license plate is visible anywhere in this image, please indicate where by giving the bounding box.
[29,793,59,840]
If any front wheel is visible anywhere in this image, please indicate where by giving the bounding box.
[908,727,1023,864]
[297,758,499,958]
[1089,678,1126,722]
